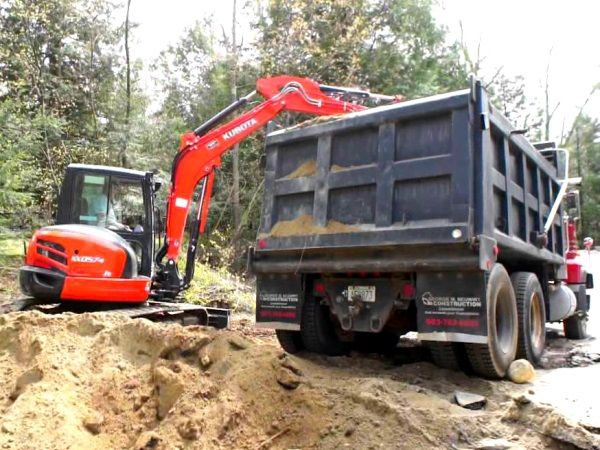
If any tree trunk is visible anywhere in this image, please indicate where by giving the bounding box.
[230,0,241,231]
[121,0,132,168]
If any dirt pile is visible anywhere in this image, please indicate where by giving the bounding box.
[0,312,597,450]
[0,313,327,450]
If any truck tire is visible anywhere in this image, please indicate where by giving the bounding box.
[563,313,588,340]
[465,264,518,379]
[510,272,546,366]
[275,330,304,354]
[301,296,348,356]
[427,342,463,371]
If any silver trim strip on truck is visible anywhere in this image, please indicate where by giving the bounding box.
[255,321,300,331]
[418,332,487,344]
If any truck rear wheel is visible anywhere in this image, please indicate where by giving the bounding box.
[465,264,518,379]
[275,330,304,354]
[563,313,588,340]
[511,272,546,366]
[427,342,464,371]
[301,296,348,356]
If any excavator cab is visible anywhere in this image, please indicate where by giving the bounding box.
[56,164,158,277]
[19,164,159,303]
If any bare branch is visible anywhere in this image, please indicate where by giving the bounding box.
[563,85,599,145]
[484,65,504,89]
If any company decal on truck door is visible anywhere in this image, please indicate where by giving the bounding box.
[416,272,488,344]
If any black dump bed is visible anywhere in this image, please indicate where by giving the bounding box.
[252,80,565,274]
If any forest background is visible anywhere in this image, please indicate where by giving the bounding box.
[1,0,598,273]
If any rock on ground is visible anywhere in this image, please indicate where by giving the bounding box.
[508,359,536,384]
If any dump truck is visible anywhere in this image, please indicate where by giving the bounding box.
[251,78,593,379]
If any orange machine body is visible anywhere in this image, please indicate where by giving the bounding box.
[20,225,150,302]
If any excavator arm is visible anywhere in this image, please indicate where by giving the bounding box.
[154,75,396,298]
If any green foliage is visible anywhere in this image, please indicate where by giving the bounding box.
[488,74,544,140]
[256,0,468,97]
[0,0,144,225]
[184,261,254,312]
[566,115,600,240]
[0,232,27,301]
[0,232,26,268]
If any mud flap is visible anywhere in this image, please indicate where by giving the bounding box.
[255,274,303,330]
[416,271,488,344]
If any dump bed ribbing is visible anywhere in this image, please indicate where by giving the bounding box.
[254,80,565,274]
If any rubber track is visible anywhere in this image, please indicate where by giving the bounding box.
[1,298,230,329]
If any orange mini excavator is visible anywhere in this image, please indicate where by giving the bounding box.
[16,76,397,326]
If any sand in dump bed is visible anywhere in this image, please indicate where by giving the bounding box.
[266,214,359,237]
[284,115,341,131]
[0,312,596,450]
[330,163,373,173]
[283,160,317,179]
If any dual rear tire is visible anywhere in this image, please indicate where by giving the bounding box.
[511,272,546,365]
[275,294,348,356]
[464,264,519,378]
[429,265,547,379]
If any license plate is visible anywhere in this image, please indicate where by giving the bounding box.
[348,285,376,303]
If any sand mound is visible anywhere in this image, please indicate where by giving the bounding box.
[0,312,596,450]
[0,313,326,450]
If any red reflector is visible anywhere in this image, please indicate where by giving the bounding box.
[257,239,267,249]
[314,282,326,294]
[401,283,415,298]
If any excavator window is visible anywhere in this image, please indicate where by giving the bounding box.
[70,173,146,272]
[107,178,146,233]
[74,174,145,233]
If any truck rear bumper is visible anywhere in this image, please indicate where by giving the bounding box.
[252,243,480,274]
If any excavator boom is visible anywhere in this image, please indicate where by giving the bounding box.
[155,76,380,297]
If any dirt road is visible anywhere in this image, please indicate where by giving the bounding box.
[532,250,600,433]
